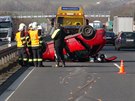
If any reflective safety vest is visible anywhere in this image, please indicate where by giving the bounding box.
[51,29,60,39]
[29,30,40,47]
[15,32,25,47]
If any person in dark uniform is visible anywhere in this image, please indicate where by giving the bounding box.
[53,23,66,67]
[37,25,45,66]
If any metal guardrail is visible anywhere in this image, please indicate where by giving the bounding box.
[0,44,17,66]
[13,15,56,18]
[12,14,110,18]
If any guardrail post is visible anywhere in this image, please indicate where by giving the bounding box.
[7,55,9,62]
[4,56,6,64]
[0,45,17,66]
[1,57,4,65]
[0,59,1,65]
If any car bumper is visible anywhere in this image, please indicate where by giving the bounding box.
[106,39,115,44]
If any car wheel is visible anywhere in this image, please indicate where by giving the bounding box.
[81,25,95,40]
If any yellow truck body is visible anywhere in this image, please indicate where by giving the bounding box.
[56,6,86,27]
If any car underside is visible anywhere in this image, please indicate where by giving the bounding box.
[42,25,107,61]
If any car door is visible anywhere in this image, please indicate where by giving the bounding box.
[120,32,127,47]
[125,32,135,47]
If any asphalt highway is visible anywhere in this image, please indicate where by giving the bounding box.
[0,45,135,101]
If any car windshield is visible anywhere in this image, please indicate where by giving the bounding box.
[0,21,11,28]
[121,32,135,39]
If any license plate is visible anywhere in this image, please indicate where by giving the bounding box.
[126,39,134,42]
[106,37,112,39]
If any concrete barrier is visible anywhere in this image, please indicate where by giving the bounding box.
[0,45,17,66]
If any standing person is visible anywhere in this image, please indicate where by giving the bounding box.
[37,25,45,66]
[15,23,28,67]
[52,23,66,67]
[28,22,44,67]
[25,23,33,66]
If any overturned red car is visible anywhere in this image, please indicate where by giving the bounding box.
[42,25,117,62]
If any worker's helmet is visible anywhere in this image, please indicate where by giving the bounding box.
[37,25,42,30]
[32,22,38,30]
[28,23,33,29]
[18,23,26,31]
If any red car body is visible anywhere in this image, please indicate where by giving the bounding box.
[42,28,106,61]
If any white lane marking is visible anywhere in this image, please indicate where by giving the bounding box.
[5,67,35,101]
[114,63,120,69]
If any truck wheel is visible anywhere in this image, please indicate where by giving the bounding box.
[81,25,95,39]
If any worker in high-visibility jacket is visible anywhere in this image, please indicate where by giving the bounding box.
[27,22,44,67]
[37,25,46,66]
[25,23,33,66]
[15,23,28,66]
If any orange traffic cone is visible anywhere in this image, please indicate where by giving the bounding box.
[118,60,126,74]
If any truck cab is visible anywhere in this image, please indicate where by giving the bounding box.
[54,6,88,35]
[0,16,13,42]
[49,6,98,42]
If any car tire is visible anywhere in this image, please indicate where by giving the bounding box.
[81,25,95,40]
